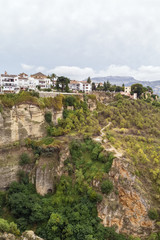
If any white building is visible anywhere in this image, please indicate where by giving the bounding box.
[30,72,51,89]
[0,72,19,93]
[80,81,92,93]
[0,71,52,93]
[69,80,92,93]
[18,73,29,90]
[124,86,131,94]
[69,80,80,92]
[0,72,92,94]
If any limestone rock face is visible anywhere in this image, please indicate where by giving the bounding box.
[21,231,43,240]
[0,232,16,240]
[0,146,34,191]
[0,231,44,240]
[0,104,63,146]
[92,91,115,104]
[87,99,97,111]
[98,157,155,237]
[33,149,60,196]
[31,145,70,196]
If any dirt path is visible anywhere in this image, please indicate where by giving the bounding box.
[93,122,123,158]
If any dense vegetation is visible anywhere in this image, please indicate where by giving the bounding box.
[101,95,160,199]
[0,139,130,240]
[0,91,63,110]
[0,91,160,239]
[47,95,100,137]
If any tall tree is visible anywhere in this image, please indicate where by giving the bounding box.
[106,80,111,90]
[57,76,70,92]
[47,73,57,79]
[104,82,107,91]
[92,82,96,91]
[87,77,91,84]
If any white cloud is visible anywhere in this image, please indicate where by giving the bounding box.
[98,65,160,81]
[21,63,34,71]
[47,65,160,81]
[2,0,160,74]
[48,66,95,80]
[36,66,46,72]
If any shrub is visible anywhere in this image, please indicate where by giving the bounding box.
[45,112,52,124]
[91,145,103,161]
[98,152,106,163]
[87,188,103,203]
[64,95,78,107]
[0,192,6,215]
[30,91,39,98]
[148,208,159,220]
[0,218,20,235]
[17,170,29,184]
[104,153,114,173]
[87,94,96,101]
[19,153,31,166]
[101,180,113,194]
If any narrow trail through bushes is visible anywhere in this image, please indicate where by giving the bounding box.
[93,122,123,158]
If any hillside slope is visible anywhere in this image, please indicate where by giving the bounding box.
[0,93,160,239]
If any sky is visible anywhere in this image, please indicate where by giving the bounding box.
[1,0,160,81]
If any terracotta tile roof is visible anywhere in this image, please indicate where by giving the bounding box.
[30,72,47,78]
[70,80,80,84]
[18,73,28,77]
[1,74,17,77]
[80,81,88,84]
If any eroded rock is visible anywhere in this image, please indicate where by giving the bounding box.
[98,157,155,237]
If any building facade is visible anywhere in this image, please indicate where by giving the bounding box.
[69,80,92,93]
[0,72,91,94]
[0,72,19,93]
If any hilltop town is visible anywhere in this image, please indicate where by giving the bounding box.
[0,72,92,94]
[0,71,159,102]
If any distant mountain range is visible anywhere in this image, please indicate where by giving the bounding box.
[91,76,160,95]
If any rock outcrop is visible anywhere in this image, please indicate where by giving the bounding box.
[0,230,43,240]
[0,144,69,195]
[93,125,155,237]
[0,146,29,190]
[33,145,69,195]
[0,104,63,146]
[98,156,155,237]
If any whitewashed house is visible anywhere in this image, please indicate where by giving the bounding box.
[30,72,51,89]
[80,81,92,93]
[69,80,81,92]
[124,86,131,94]
[69,80,92,93]
[18,73,29,90]
[0,72,19,93]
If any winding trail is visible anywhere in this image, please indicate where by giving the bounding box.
[93,122,123,158]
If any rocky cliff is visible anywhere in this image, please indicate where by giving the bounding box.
[0,144,69,195]
[98,156,154,238]
[93,126,156,238]
[0,104,63,146]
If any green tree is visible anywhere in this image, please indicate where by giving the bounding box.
[131,84,145,98]
[92,82,96,91]
[57,76,70,92]
[19,153,31,166]
[106,81,111,90]
[87,77,91,84]
[101,180,113,194]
